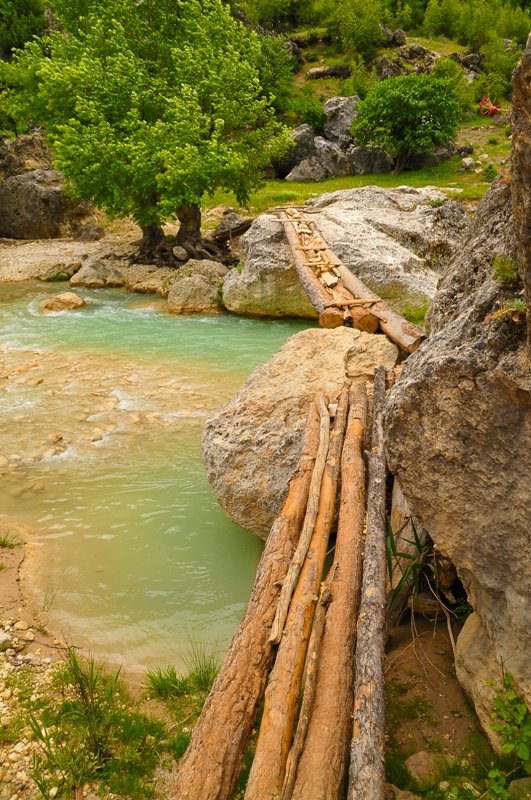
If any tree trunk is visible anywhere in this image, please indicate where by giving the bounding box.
[291,382,368,800]
[176,202,202,247]
[140,223,165,255]
[348,366,388,800]
[245,385,350,800]
[171,397,326,800]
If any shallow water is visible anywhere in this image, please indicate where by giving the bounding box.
[0,282,310,671]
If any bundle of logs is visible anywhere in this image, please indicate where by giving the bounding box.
[173,367,394,800]
[279,208,426,355]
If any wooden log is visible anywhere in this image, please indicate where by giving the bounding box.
[245,385,350,800]
[348,305,380,334]
[280,584,332,800]
[280,214,341,324]
[335,263,425,353]
[291,382,368,800]
[348,366,388,800]
[270,395,330,644]
[319,307,345,328]
[171,397,327,800]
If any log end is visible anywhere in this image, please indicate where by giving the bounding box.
[319,308,344,329]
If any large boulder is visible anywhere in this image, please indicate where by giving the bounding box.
[41,291,86,312]
[223,186,469,318]
[323,96,359,149]
[0,170,93,239]
[383,180,530,730]
[167,259,228,314]
[202,328,399,537]
[285,137,350,181]
[274,124,316,179]
[346,145,394,175]
[222,214,317,318]
[0,133,53,177]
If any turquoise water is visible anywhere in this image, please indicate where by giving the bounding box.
[0,282,311,671]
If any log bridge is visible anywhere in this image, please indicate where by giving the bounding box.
[172,210,427,800]
[279,207,426,354]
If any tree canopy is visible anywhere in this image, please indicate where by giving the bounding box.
[351,74,461,170]
[1,0,291,251]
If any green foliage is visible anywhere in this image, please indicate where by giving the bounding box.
[431,57,475,115]
[29,648,170,798]
[0,530,22,548]
[352,74,461,169]
[256,34,297,113]
[492,255,519,284]
[491,672,531,773]
[473,34,522,102]
[0,0,44,59]
[484,163,498,182]
[287,85,326,133]
[335,0,384,59]
[343,55,377,99]
[421,0,531,50]
[1,0,290,233]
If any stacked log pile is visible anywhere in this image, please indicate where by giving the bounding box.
[173,368,391,800]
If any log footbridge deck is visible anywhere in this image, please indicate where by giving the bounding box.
[173,211,426,800]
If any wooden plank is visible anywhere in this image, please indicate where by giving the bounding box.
[348,366,388,800]
[171,397,327,800]
[245,385,350,800]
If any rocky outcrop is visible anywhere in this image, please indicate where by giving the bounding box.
[285,136,350,181]
[346,145,394,175]
[202,328,398,537]
[223,186,469,318]
[273,124,316,179]
[222,214,317,318]
[323,96,359,148]
[511,33,531,358]
[167,259,227,314]
[0,133,52,177]
[383,181,530,729]
[0,170,93,239]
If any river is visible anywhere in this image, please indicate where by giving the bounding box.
[0,281,310,672]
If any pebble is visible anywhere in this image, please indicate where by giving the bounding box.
[13,622,29,632]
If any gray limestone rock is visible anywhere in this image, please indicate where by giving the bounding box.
[202,328,398,537]
[70,259,124,288]
[346,145,394,175]
[0,170,93,239]
[384,181,531,726]
[323,96,359,149]
[223,186,469,318]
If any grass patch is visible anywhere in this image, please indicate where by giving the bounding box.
[25,648,177,800]
[402,298,430,327]
[0,530,22,548]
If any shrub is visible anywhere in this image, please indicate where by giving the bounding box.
[431,57,475,116]
[352,74,460,170]
[288,86,326,133]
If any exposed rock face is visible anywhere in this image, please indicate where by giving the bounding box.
[306,65,350,80]
[167,259,227,314]
[223,186,469,318]
[0,133,52,177]
[511,33,531,358]
[285,136,350,181]
[273,124,316,179]
[346,145,394,175]
[0,170,92,239]
[70,259,124,289]
[202,328,398,537]
[384,181,531,725]
[222,214,317,318]
[41,291,86,312]
[323,96,359,148]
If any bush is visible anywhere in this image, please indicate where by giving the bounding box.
[431,57,475,115]
[288,86,326,133]
[0,0,44,59]
[352,74,460,170]
[336,0,384,60]
[343,55,377,99]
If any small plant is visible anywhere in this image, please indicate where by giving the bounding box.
[488,136,499,145]
[492,256,519,285]
[184,639,220,691]
[41,586,57,612]
[146,665,189,700]
[486,298,526,322]
[491,672,531,771]
[484,164,498,182]
[0,530,22,548]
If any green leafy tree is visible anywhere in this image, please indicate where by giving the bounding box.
[1,0,291,255]
[351,73,460,170]
[0,0,44,60]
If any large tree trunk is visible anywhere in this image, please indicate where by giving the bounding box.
[291,382,368,800]
[176,202,202,247]
[140,223,165,255]
[245,385,350,800]
[171,397,326,800]
[348,366,388,800]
